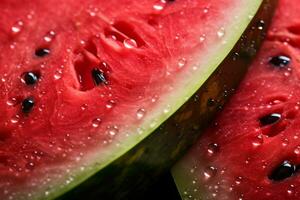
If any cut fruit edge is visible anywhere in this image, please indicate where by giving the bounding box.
[171,1,279,200]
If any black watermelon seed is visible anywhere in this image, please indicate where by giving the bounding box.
[92,68,107,86]
[22,98,34,113]
[269,161,297,181]
[259,113,281,126]
[23,72,39,85]
[269,55,291,68]
[35,48,50,57]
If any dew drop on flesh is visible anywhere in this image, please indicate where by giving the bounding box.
[92,118,101,128]
[136,108,146,120]
[123,38,138,49]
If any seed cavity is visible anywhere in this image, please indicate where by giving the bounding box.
[259,113,281,126]
[269,55,291,68]
[92,68,107,86]
[22,97,35,113]
[74,46,110,91]
[269,161,298,181]
[35,48,50,57]
[22,71,40,85]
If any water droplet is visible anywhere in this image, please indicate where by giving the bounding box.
[203,7,209,14]
[80,166,85,171]
[25,162,35,170]
[38,104,45,112]
[163,105,171,114]
[203,166,217,180]
[294,145,300,154]
[207,143,219,156]
[136,108,146,120]
[282,138,289,147]
[177,58,187,69]
[106,100,116,109]
[287,185,295,196]
[137,127,145,135]
[87,6,99,17]
[217,27,225,38]
[207,98,216,107]
[257,20,265,30]
[192,65,198,71]
[252,135,264,147]
[11,21,24,34]
[44,31,56,43]
[7,97,19,106]
[27,13,33,20]
[150,120,157,128]
[89,11,96,17]
[65,177,74,185]
[107,126,119,136]
[174,33,180,40]
[151,95,159,103]
[235,176,243,185]
[283,70,291,77]
[123,38,138,49]
[80,104,88,111]
[92,118,101,128]
[54,70,62,80]
[11,115,20,124]
[199,34,206,43]
[153,0,167,11]
[287,189,294,195]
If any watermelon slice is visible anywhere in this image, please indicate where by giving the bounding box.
[172,0,300,200]
[0,0,274,199]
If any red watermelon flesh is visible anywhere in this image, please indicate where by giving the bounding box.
[0,0,264,199]
[172,0,300,199]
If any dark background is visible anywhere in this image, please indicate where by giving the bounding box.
[138,172,181,200]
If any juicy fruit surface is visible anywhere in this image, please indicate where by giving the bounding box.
[0,0,261,199]
[172,0,300,199]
